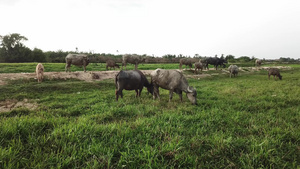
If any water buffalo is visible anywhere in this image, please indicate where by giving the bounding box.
[179,58,193,70]
[228,65,239,78]
[122,54,145,70]
[65,54,90,72]
[115,70,153,101]
[256,59,262,67]
[35,63,44,83]
[106,59,120,70]
[268,68,282,80]
[150,68,197,105]
[204,57,227,70]
[194,62,203,74]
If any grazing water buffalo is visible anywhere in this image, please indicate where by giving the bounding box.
[268,68,282,80]
[204,57,227,70]
[115,70,153,101]
[65,54,89,72]
[179,58,193,70]
[256,59,262,67]
[122,54,145,70]
[35,63,44,83]
[228,65,239,78]
[194,62,203,74]
[106,59,120,70]
[150,68,197,105]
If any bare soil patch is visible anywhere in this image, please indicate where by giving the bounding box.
[0,69,211,85]
[0,99,38,113]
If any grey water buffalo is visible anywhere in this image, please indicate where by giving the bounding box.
[256,59,262,67]
[65,54,89,72]
[106,59,120,70]
[179,58,193,70]
[122,54,145,70]
[268,68,282,80]
[194,62,203,74]
[35,63,44,83]
[115,70,153,101]
[204,57,227,70]
[228,65,239,78]
[150,68,197,105]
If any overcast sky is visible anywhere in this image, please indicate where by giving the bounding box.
[1,0,300,59]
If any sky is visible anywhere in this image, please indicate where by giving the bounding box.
[1,0,300,59]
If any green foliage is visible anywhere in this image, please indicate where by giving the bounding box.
[0,33,30,62]
[31,48,46,62]
[0,65,299,168]
[236,56,253,62]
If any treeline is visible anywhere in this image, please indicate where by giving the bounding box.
[1,33,299,64]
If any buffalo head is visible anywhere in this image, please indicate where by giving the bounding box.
[186,86,197,105]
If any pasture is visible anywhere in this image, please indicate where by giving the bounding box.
[0,63,299,168]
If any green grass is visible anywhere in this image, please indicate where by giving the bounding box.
[0,63,182,73]
[0,64,299,168]
[1,62,299,73]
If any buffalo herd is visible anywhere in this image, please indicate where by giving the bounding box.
[35,54,282,104]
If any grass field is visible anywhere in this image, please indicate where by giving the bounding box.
[0,63,299,168]
[0,62,288,73]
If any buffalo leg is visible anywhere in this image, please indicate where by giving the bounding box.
[139,88,143,97]
[65,64,70,72]
[169,90,174,102]
[178,91,183,102]
[135,89,138,97]
[153,86,160,99]
[115,90,119,101]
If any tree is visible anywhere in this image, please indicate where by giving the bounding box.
[0,33,30,62]
[225,55,235,60]
[238,56,251,62]
[31,48,46,62]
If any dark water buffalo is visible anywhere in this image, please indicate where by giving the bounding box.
[115,70,153,101]
[106,59,120,70]
[65,54,89,72]
[204,57,227,70]
[150,68,197,105]
[122,54,145,70]
[179,58,193,70]
[268,68,282,80]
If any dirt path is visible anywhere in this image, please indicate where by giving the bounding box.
[0,69,213,85]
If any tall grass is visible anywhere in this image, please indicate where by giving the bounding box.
[0,64,299,168]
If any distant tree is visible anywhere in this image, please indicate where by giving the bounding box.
[238,56,251,62]
[31,48,46,62]
[44,50,68,63]
[162,54,176,59]
[0,33,30,62]
[225,54,235,61]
